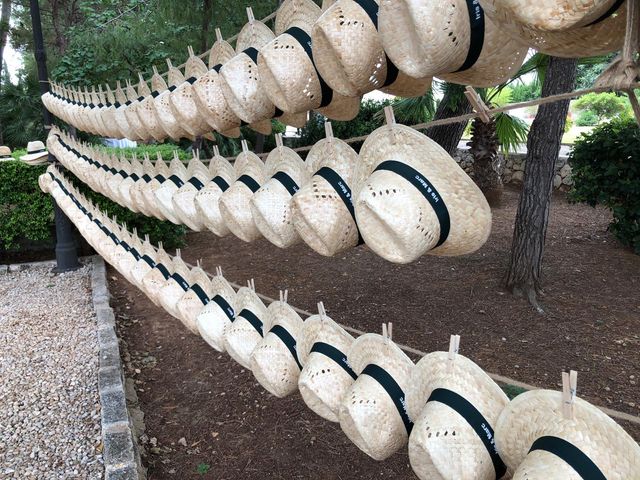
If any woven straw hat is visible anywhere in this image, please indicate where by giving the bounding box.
[172,153,211,231]
[157,250,193,318]
[297,303,357,422]
[194,146,237,236]
[482,0,623,31]
[154,152,188,225]
[118,155,144,212]
[407,335,510,480]
[105,155,131,206]
[168,53,212,138]
[250,134,311,248]
[20,141,48,165]
[130,235,161,290]
[495,371,640,479]
[223,279,270,369]
[311,0,432,97]
[114,228,145,283]
[219,141,268,242]
[134,73,167,142]
[338,324,415,460]
[140,242,175,306]
[110,225,137,279]
[0,145,12,161]
[292,123,361,256]
[175,261,214,334]
[124,80,152,141]
[140,154,173,221]
[129,155,155,216]
[353,108,492,264]
[112,83,134,140]
[193,29,244,136]
[151,66,192,141]
[379,0,529,87]
[250,291,305,398]
[479,0,626,57]
[196,267,238,351]
[102,84,126,139]
[219,9,277,124]
[257,0,363,120]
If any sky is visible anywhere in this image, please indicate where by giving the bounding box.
[5,41,23,83]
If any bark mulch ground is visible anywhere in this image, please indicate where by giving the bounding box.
[109,186,640,479]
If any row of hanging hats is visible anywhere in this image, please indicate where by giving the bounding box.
[40,167,640,480]
[48,103,491,265]
[41,0,629,142]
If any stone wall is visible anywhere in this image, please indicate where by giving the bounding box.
[453,149,574,188]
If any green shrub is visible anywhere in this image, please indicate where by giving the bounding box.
[564,116,574,133]
[569,118,640,253]
[575,110,599,127]
[0,161,53,251]
[573,92,628,121]
[510,82,541,103]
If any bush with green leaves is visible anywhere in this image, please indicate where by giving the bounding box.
[569,118,640,253]
[575,110,599,127]
[0,160,53,251]
[573,92,629,121]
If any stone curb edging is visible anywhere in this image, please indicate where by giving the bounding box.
[91,256,145,480]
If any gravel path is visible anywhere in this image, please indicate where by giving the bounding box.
[0,265,103,479]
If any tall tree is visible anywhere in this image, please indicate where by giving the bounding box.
[425,83,472,155]
[0,0,12,143]
[505,56,578,312]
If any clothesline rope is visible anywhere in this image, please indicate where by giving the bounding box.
[219,81,640,161]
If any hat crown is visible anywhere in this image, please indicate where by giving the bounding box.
[275,0,322,34]
[27,141,46,153]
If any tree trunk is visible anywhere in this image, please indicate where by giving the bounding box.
[254,133,265,154]
[505,56,578,312]
[425,83,472,155]
[200,0,212,53]
[0,0,12,144]
[469,116,503,206]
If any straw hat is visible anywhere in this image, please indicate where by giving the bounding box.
[172,153,211,231]
[151,66,192,141]
[379,0,529,88]
[292,122,361,256]
[101,84,126,139]
[193,29,245,136]
[353,108,492,264]
[407,336,510,480]
[21,141,48,165]
[140,243,175,306]
[482,0,623,31]
[123,80,152,141]
[479,0,626,57]
[250,134,311,248]
[115,228,145,284]
[495,371,640,479]
[338,324,415,461]
[0,146,13,161]
[218,141,268,243]
[168,53,212,138]
[134,73,168,142]
[112,82,135,140]
[117,155,145,212]
[311,0,432,97]
[140,153,173,221]
[157,251,193,319]
[219,8,277,124]
[196,267,238,351]
[223,279,270,369]
[130,234,161,290]
[257,0,363,120]
[297,303,357,422]
[250,290,305,398]
[194,146,237,236]
[129,155,156,216]
[105,155,131,207]
[154,152,188,225]
[174,261,214,334]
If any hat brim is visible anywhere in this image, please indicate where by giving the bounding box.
[195,276,238,351]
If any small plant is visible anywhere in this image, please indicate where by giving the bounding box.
[196,463,211,475]
[570,118,640,254]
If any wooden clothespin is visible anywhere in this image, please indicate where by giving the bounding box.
[275,133,284,149]
[187,45,195,58]
[382,322,393,344]
[325,122,334,142]
[246,7,255,22]
[448,334,461,373]
[176,248,182,258]
[464,86,491,124]
[213,145,220,157]
[215,28,223,43]
[562,370,578,420]
[384,106,396,125]
[249,278,256,291]
[318,301,326,322]
[216,266,223,277]
[241,139,249,153]
[279,289,289,304]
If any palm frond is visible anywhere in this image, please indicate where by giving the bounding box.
[388,90,436,125]
[494,112,529,155]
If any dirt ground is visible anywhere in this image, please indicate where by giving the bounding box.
[109,186,640,479]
